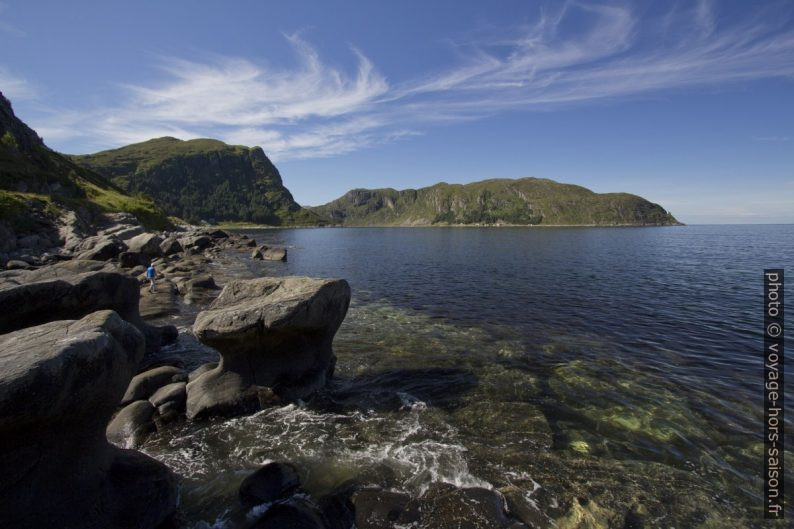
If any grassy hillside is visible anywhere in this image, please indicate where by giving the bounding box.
[311,178,680,226]
[0,92,172,232]
[73,137,322,226]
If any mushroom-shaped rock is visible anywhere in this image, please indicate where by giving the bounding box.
[0,310,178,529]
[187,276,351,419]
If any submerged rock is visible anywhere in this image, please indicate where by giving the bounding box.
[239,462,302,508]
[351,488,420,529]
[106,400,157,448]
[0,310,178,529]
[187,276,351,419]
[263,246,287,261]
[250,496,328,529]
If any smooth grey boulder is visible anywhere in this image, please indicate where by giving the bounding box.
[189,362,218,381]
[0,260,177,353]
[187,276,350,419]
[0,310,178,529]
[179,234,212,251]
[239,462,302,508]
[149,381,187,408]
[76,237,127,261]
[263,247,287,261]
[159,237,183,256]
[122,365,186,405]
[106,400,157,448]
[127,233,164,256]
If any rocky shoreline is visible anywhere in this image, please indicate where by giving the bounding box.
[0,211,539,529]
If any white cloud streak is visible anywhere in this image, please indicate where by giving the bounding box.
[11,0,794,160]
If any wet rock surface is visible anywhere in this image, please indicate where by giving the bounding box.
[187,276,351,418]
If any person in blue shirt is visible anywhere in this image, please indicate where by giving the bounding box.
[146,263,156,293]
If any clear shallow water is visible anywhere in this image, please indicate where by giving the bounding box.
[144,225,793,528]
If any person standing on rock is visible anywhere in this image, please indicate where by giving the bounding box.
[146,263,157,293]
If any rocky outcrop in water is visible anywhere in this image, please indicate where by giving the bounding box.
[0,310,178,529]
[187,276,351,419]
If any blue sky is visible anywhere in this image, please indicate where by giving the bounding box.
[1,0,793,223]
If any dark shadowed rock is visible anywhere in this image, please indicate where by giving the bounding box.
[122,365,186,405]
[418,484,525,529]
[74,235,128,261]
[106,400,157,448]
[0,310,178,529]
[351,489,420,529]
[127,233,164,256]
[187,276,350,419]
[0,260,177,353]
[159,237,183,256]
[251,245,267,259]
[119,251,149,268]
[208,229,230,239]
[250,496,328,529]
[180,234,212,251]
[240,462,301,508]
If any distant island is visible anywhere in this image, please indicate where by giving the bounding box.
[311,179,680,226]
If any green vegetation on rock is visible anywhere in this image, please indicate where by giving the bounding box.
[0,91,172,231]
[311,178,680,226]
[72,137,322,226]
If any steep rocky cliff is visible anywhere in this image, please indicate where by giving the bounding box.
[311,178,680,226]
[73,138,320,225]
[0,91,171,234]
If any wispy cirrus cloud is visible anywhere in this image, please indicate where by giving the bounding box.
[16,0,794,160]
[0,67,35,101]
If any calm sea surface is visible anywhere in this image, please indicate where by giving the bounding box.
[144,225,793,528]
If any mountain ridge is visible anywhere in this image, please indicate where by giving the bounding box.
[310,177,680,226]
[72,137,321,226]
[0,91,172,233]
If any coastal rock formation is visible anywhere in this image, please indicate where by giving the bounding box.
[0,260,177,353]
[0,310,178,529]
[187,276,351,419]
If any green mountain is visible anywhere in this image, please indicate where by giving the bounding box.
[0,92,171,232]
[311,178,680,226]
[72,137,320,226]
